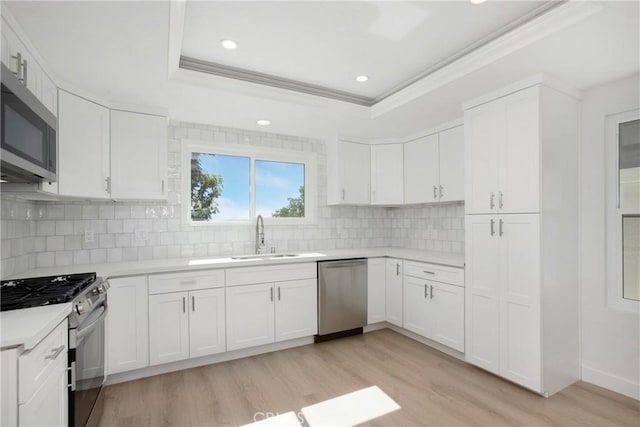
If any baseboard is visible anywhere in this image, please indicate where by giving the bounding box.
[106,336,314,385]
[581,364,640,400]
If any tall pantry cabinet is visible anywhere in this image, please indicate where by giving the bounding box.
[463,78,581,396]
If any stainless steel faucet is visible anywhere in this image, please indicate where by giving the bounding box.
[255,215,265,254]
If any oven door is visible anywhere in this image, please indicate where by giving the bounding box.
[69,304,107,427]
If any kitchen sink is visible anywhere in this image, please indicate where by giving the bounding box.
[231,253,300,260]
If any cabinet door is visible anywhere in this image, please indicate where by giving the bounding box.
[371,144,404,205]
[438,126,464,202]
[107,276,149,375]
[429,281,464,352]
[404,135,439,204]
[402,276,429,338]
[499,214,541,391]
[385,259,403,327]
[110,110,168,200]
[340,141,370,204]
[464,101,503,214]
[226,283,275,351]
[40,73,57,116]
[149,292,189,366]
[275,279,317,341]
[189,288,226,358]
[465,215,501,374]
[501,87,540,213]
[57,90,110,199]
[367,258,386,324]
[18,355,67,427]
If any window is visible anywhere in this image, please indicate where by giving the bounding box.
[607,110,640,311]
[183,142,316,224]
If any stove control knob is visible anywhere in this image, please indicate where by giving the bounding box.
[75,302,85,315]
[92,285,106,295]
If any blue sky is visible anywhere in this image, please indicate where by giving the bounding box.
[196,153,304,220]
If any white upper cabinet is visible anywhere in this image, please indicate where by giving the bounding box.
[110,110,168,200]
[371,144,403,205]
[403,126,464,204]
[57,90,111,199]
[327,140,370,205]
[438,126,465,202]
[465,87,540,214]
[404,135,439,204]
[0,16,57,116]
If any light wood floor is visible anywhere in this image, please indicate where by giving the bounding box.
[89,329,639,427]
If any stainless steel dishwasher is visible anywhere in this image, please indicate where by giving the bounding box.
[316,258,368,342]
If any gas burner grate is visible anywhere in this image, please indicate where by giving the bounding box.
[1,273,97,311]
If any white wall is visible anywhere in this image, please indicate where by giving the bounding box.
[580,73,640,399]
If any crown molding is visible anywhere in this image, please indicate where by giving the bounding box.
[370,0,603,118]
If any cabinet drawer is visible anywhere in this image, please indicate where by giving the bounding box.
[403,261,464,287]
[148,270,225,295]
[19,319,68,404]
[226,263,317,287]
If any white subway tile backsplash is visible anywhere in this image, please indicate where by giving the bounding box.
[1,121,464,277]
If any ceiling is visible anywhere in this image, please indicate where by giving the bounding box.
[180,1,555,103]
[3,1,639,141]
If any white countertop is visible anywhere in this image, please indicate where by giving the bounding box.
[0,248,463,351]
[8,248,464,280]
[1,303,71,350]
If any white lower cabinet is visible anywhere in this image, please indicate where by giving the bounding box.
[149,292,190,366]
[107,276,149,375]
[149,288,226,366]
[189,288,226,358]
[403,261,465,352]
[226,283,275,351]
[385,259,403,327]
[227,279,317,352]
[466,214,542,391]
[18,319,68,427]
[367,258,386,324]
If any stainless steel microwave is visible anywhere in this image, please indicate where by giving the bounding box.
[1,63,57,183]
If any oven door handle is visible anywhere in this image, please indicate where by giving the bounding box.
[76,306,107,342]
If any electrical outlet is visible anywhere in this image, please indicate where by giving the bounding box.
[84,230,95,243]
[134,229,148,241]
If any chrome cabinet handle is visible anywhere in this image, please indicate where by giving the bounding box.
[11,52,23,82]
[433,185,437,200]
[424,284,427,298]
[162,179,165,194]
[270,287,273,302]
[439,185,443,199]
[396,263,400,276]
[430,285,434,299]
[490,219,495,236]
[105,177,111,193]
[22,59,27,86]
[278,286,281,301]
[45,345,65,360]
[179,280,196,286]
[490,192,495,210]
[423,270,435,275]
[499,191,504,209]
[182,296,186,313]
[67,362,76,391]
[342,189,345,201]
[192,295,195,311]
[499,219,504,236]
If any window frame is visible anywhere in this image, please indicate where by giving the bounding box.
[606,109,640,312]
[182,139,317,226]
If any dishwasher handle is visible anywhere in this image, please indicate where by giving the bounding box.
[318,259,367,269]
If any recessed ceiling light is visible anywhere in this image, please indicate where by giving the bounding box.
[469,0,486,4]
[257,119,271,126]
[355,75,369,83]
[220,39,238,50]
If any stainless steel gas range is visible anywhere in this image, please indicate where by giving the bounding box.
[1,273,109,427]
